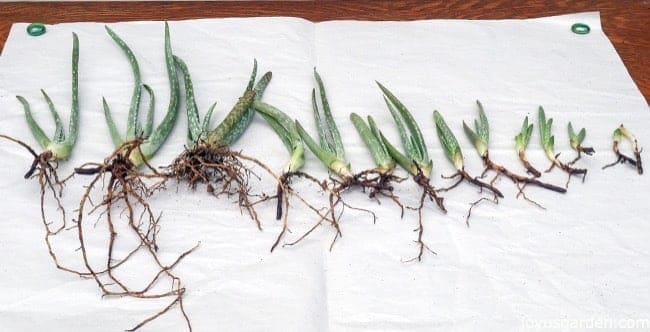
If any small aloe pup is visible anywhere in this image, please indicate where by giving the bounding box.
[538,106,587,186]
[568,122,594,165]
[433,110,505,223]
[374,82,445,262]
[0,32,80,276]
[514,116,541,177]
[602,124,643,175]
[252,100,309,251]
[168,57,273,230]
[73,23,196,332]
[463,102,565,197]
[291,70,393,250]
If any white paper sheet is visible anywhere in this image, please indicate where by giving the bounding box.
[1,12,649,331]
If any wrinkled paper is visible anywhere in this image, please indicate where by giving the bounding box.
[0,12,648,331]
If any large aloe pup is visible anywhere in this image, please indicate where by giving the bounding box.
[538,107,587,185]
[603,124,643,175]
[71,23,197,332]
[99,23,179,168]
[462,102,565,194]
[169,56,272,230]
[374,82,444,262]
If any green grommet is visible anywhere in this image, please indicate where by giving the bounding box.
[571,23,590,35]
[27,23,47,36]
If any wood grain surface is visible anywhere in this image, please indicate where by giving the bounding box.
[1,1,648,101]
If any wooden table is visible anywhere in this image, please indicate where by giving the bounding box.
[1,1,648,102]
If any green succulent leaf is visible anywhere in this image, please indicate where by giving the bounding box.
[105,25,142,142]
[313,69,345,160]
[376,81,428,165]
[350,113,394,172]
[254,100,305,173]
[475,100,489,144]
[222,70,272,145]
[568,122,587,150]
[433,111,464,170]
[463,121,488,157]
[16,95,51,149]
[39,89,65,143]
[141,84,155,139]
[102,97,124,147]
[136,22,180,163]
[538,106,555,153]
[514,116,533,151]
[173,55,202,144]
[379,131,419,176]
[296,120,350,178]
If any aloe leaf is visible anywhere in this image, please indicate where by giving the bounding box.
[577,128,586,145]
[105,25,142,141]
[254,100,305,173]
[139,22,180,161]
[65,32,80,148]
[475,100,489,144]
[434,111,464,170]
[102,98,124,147]
[379,131,418,176]
[314,69,345,159]
[350,113,393,170]
[311,89,330,152]
[538,106,554,152]
[377,81,427,162]
[202,102,217,134]
[40,89,65,143]
[254,101,297,152]
[382,95,413,158]
[173,55,202,143]
[222,70,272,145]
[515,116,533,151]
[296,120,350,178]
[463,121,488,157]
[16,96,51,149]
[141,84,155,139]
[207,89,256,146]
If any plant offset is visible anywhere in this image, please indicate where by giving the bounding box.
[1,22,646,332]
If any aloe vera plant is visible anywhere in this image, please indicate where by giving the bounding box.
[169,56,272,230]
[433,110,504,191]
[514,116,541,177]
[538,106,587,185]
[97,23,179,168]
[291,70,395,250]
[72,24,196,332]
[252,100,311,251]
[0,32,81,277]
[603,124,643,175]
[375,82,443,262]
[4,32,80,174]
[462,102,565,196]
[567,122,594,164]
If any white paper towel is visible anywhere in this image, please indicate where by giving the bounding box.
[0,12,648,331]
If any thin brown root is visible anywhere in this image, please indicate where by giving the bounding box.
[603,141,643,175]
[465,195,498,227]
[165,144,280,231]
[75,140,194,331]
[402,189,437,263]
[515,182,546,210]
